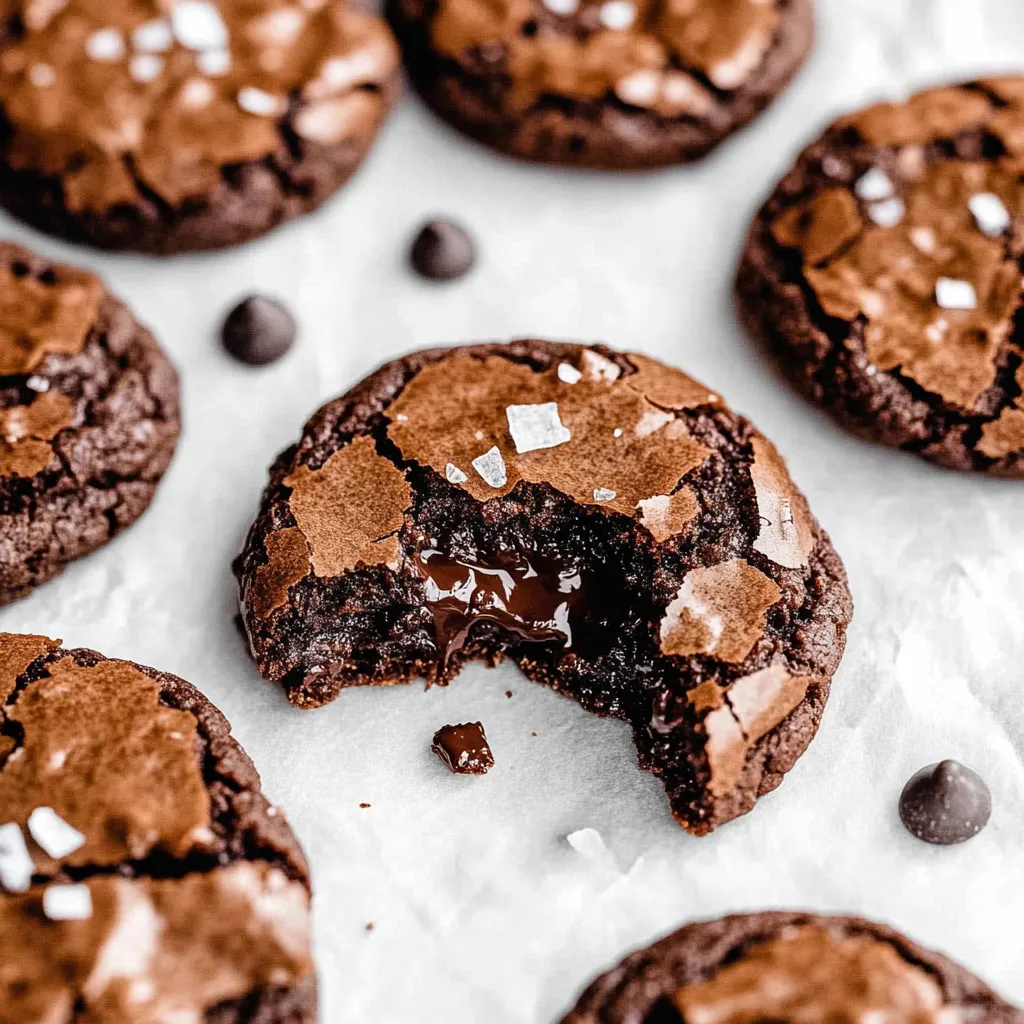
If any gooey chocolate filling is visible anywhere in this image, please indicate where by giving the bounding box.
[414,546,599,667]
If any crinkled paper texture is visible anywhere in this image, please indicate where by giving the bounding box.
[3,0,1024,1016]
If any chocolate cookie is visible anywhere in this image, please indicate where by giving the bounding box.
[387,0,813,168]
[234,341,852,835]
[0,0,399,254]
[560,911,1022,1023]
[737,78,1024,475]
[0,632,317,1022]
[0,242,180,606]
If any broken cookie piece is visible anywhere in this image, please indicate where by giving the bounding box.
[235,340,852,835]
[432,722,494,775]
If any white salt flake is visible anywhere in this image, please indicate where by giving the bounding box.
[172,0,229,50]
[566,827,614,863]
[615,69,659,108]
[132,18,173,53]
[613,428,623,438]
[445,462,468,484]
[28,807,85,859]
[969,192,1011,237]
[28,63,55,87]
[26,376,49,392]
[0,823,33,893]
[935,277,977,311]
[197,47,230,76]
[854,167,893,202]
[506,402,571,454]
[85,28,125,62]
[593,487,617,502]
[180,77,214,108]
[599,0,635,29]
[43,883,92,921]
[237,86,285,117]
[867,196,904,228]
[472,447,507,488]
[130,53,163,83]
[581,350,621,381]
[557,362,582,385]
[543,0,579,13]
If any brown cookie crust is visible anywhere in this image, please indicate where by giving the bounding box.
[387,0,812,168]
[737,77,1024,475]
[559,911,1022,1023]
[0,633,317,1024]
[0,242,180,605]
[235,340,852,835]
[0,0,400,254]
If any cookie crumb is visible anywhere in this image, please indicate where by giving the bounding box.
[359,802,371,809]
[505,690,513,698]
[432,722,494,775]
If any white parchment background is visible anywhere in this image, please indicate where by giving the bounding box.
[4,0,1024,1017]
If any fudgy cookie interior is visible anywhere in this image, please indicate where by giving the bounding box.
[238,342,851,835]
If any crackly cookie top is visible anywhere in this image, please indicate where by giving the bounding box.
[0,0,399,213]
[0,632,314,1021]
[673,924,955,1023]
[768,79,1024,422]
[430,0,782,115]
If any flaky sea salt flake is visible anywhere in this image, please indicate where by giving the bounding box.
[506,402,571,454]
[969,192,1011,237]
[26,376,49,392]
[172,0,229,50]
[935,277,977,311]
[28,807,85,859]
[593,487,616,502]
[130,54,163,83]
[43,884,92,921]
[599,0,635,29]
[197,48,231,76]
[472,447,507,488]
[0,823,33,893]
[85,28,125,62]
[557,362,583,384]
[543,0,579,13]
[132,18,173,53]
[445,462,468,484]
[867,197,904,228]
[237,87,285,117]
[854,167,893,201]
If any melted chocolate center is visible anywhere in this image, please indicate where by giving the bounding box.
[416,547,592,666]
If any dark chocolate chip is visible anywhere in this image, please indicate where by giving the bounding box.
[431,722,494,775]
[222,296,296,366]
[899,760,991,845]
[409,220,475,281]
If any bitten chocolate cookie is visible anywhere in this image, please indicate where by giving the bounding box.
[0,242,180,605]
[387,0,813,168]
[0,0,399,254]
[560,911,1022,1023]
[738,78,1024,475]
[0,632,317,1022]
[235,341,851,835]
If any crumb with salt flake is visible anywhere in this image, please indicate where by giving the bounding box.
[431,722,494,775]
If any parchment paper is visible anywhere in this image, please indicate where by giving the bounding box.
[3,0,1024,1016]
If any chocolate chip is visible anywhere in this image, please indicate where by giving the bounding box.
[431,722,494,775]
[221,296,296,366]
[899,760,991,845]
[409,220,475,281]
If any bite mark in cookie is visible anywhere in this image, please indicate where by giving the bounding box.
[737,78,1024,475]
[0,0,400,252]
[0,632,317,1024]
[236,341,852,835]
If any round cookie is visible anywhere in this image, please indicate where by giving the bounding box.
[560,911,1022,1023]
[0,242,180,605]
[737,78,1024,475]
[0,632,316,1022]
[386,0,813,168]
[234,340,852,835]
[0,0,400,254]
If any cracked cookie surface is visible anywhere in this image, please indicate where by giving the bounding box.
[0,632,317,1024]
[559,910,1023,1023]
[0,242,180,605]
[0,0,399,254]
[737,77,1024,475]
[386,0,812,168]
[235,340,852,835]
